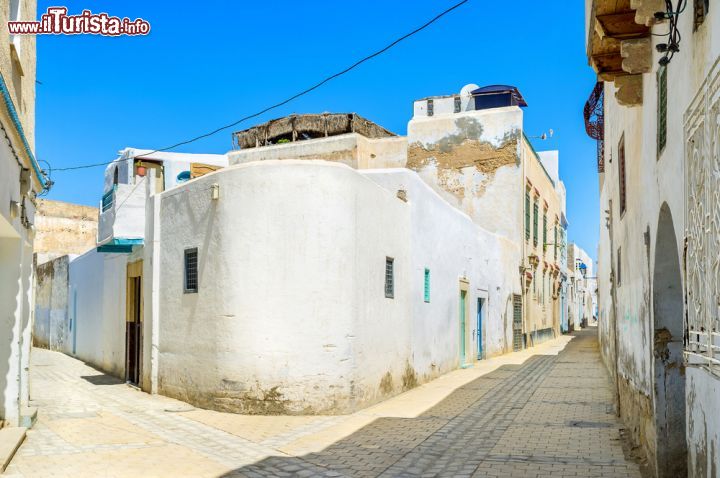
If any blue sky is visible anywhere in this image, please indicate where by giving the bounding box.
[36,0,599,258]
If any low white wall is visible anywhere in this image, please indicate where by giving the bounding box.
[69,250,127,378]
[34,255,72,353]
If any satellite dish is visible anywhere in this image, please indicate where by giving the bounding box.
[459,84,480,112]
[460,84,480,98]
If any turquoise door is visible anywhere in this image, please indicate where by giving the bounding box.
[460,290,467,363]
[477,298,484,360]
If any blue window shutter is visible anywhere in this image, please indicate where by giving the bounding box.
[424,268,430,303]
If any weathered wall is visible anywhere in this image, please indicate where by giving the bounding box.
[229,133,408,170]
[593,2,720,476]
[407,108,523,240]
[687,368,720,478]
[69,250,127,378]
[34,200,97,265]
[34,255,71,352]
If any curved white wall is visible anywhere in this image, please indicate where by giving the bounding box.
[158,161,411,414]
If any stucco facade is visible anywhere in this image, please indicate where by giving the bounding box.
[0,0,44,427]
[586,1,719,476]
[149,160,519,414]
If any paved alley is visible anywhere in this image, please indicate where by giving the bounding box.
[6,330,642,478]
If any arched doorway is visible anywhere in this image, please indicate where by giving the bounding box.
[652,203,687,477]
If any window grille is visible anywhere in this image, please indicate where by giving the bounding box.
[385,257,394,298]
[542,213,547,251]
[427,99,434,117]
[453,96,461,113]
[184,248,198,293]
[618,135,627,214]
[657,66,667,155]
[423,268,430,303]
[616,248,621,287]
[684,57,720,374]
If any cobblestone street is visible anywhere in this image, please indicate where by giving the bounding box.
[5,329,642,477]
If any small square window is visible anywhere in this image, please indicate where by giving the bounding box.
[385,257,394,299]
[184,248,198,293]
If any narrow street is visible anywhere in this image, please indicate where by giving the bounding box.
[4,329,642,478]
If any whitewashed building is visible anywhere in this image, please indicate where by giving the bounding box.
[585,0,718,476]
[40,86,571,416]
[0,0,45,428]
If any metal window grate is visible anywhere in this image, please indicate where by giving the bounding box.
[512,294,523,351]
[385,257,394,298]
[617,247,622,286]
[657,66,667,155]
[453,96,461,113]
[184,248,198,293]
[423,268,430,303]
[427,99,434,117]
[618,134,627,214]
[542,213,547,251]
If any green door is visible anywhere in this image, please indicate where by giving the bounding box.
[460,290,467,363]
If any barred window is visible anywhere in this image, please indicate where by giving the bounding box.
[657,66,667,155]
[184,248,198,293]
[617,247,622,287]
[454,96,461,113]
[542,213,547,251]
[385,257,394,299]
[427,99,434,117]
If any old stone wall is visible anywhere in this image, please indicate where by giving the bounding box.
[34,199,98,265]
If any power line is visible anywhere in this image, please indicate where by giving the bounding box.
[52,0,469,173]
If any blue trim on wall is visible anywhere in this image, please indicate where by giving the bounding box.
[96,238,143,254]
[0,73,45,187]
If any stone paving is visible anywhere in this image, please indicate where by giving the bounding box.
[6,329,642,477]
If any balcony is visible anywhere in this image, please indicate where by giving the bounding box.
[97,182,146,252]
[586,0,662,105]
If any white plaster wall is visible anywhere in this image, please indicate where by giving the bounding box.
[0,141,36,426]
[157,160,411,414]
[687,368,720,477]
[363,169,520,367]
[69,250,127,378]
[98,180,147,244]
